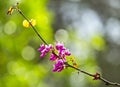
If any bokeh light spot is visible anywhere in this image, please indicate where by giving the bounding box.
[4,21,17,35]
[70,72,86,87]
[55,29,68,42]
[22,46,36,61]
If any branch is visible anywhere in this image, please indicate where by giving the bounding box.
[65,62,120,87]
[13,3,48,45]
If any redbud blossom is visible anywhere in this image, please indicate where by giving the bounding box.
[38,44,53,58]
[52,59,65,72]
[50,53,58,61]
[38,42,71,72]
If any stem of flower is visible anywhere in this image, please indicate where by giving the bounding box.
[65,62,120,87]
[16,8,48,45]
[65,62,94,77]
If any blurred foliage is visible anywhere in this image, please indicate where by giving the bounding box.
[1,0,119,87]
[0,0,54,87]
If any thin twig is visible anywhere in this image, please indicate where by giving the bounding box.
[100,77,120,87]
[16,8,48,45]
[65,62,120,87]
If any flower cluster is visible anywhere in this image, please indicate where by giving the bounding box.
[38,42,71,72]
[38,44,53,58]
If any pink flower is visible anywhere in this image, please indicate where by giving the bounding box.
[38,44,45,52]
[55,42,71,59]
[38,42,72,72]
[52,59,65,72]
[38,44,53,58]
[50,53,58,61]
[56,42,66,51]
[65,50,71,56]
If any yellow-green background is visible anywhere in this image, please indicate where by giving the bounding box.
[0,0,120,87]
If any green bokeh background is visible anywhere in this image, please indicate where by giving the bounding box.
[0,0,120,87]
[0,0,55,87]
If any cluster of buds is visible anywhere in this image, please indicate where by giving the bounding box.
[38,42,71,72]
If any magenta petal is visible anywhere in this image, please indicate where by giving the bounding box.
[40,53,46,58]
[50,53,57,61]
[56,42,66,51]
[40,50,46,58]
[45,44,53,52]
[57,66,64,72]
[38,44,45,52]
[52,59,65,72]
[65,50,71,56]
[48,44,53,49]
[52,66,58,72]
[40,54,44,58]
[38,44,53,58]
[45,47,50,52]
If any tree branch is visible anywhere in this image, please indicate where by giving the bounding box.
[65,62,120,87]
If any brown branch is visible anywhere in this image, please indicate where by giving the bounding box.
[65,62,120,87]
[52,50,120,86]
[15,4,48,45]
